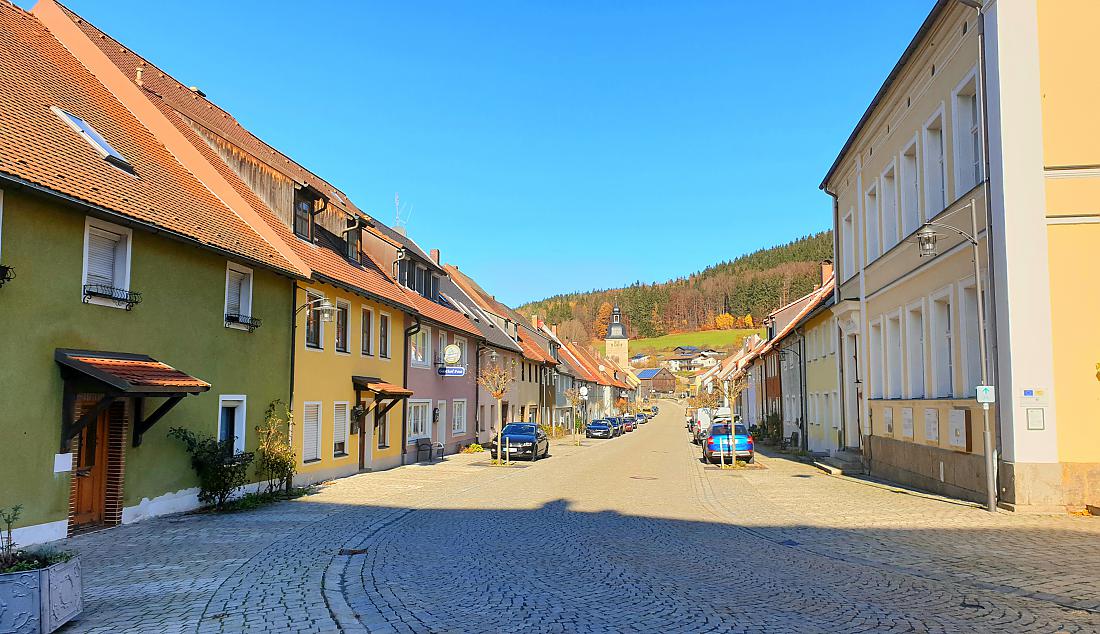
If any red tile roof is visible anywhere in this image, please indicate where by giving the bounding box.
[57,349,209,392]
[0,3,298,275]
[406,290,482,338]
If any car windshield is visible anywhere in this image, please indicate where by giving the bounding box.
[503,424,536,435]
[589,421,609,427]
[711,424,749,436]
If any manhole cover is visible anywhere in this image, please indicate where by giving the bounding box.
[630,476,658,480]
[338,548,368,556]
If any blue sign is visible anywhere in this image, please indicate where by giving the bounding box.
[437,366,466,377]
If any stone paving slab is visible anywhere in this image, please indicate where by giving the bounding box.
[56,403,1100,633]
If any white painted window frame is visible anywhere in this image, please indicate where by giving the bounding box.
[884,309,904,399]
[879,158,900,252]
[868,316,885,400]
[378,311,392,359]
[361,305,374,356]
[411,325,432,368]
[333,401,350,458]
[864,181,880,263]
[224,261,254,331]
[301,401,323,463]
[81,216,133,309]
[922,104,949,220]
[304,289,325,352]
[841,208,855,281]
[928,285,955,398]
[334,299,351,355]
[452,399,467,434]
[905,298,928,399]
[217,395,247,453]
[950,66,982,199]
[899,134,922,238]
[407,399,432,442]
[957,275,984,398]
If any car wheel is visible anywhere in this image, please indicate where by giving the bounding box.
[746,454,755,464]
[531,447,539,462]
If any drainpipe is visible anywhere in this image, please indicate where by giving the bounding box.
[400,315,421,465]
[289,283,298,412]
[798,332,808,452]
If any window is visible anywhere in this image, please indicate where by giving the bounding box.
[900,140,920,236]
[411,327,430,367]
[405,262,416,289]
[217,396,246,453]
[456,337,467,367]
[302,402,321,462]
[346,227,360,262]
[408,401,430,441]
[881,164,899,251]
[923,112,947,216]
[869,320,884,399]
[438,331,447,364]
[361,307,374,355]
[841,209,855,280]
[82,218,133,306]
[960,280,983,397]
[885,313,903,399]
[52,106,132,171]
[333,402,349,456]
[430,275,440,301]
[224,263,253,327]
[864,184,880,263]
[305,291,323,349]
[379,313,391,358]
[930,291,954,398]
[335,301,350,353]
[415,267,425,295]
[293,189,313,240]
[479,404,485,432]
[906,302,926,398]
[954,71,982,195]
[377,410,389,449]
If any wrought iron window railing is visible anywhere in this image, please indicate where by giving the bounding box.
[224,313,262,332]
[0,264,14,288]
[82,284,142,310]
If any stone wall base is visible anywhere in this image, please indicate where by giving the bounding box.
[866,435,986,504]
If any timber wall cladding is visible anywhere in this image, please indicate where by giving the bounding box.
[66,396,128,535]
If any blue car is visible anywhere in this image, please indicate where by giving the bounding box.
[585,420,614,439]
[702,423,754,464]
[487,423,550,461]
[635,413,647,425]
[606,417,624,436]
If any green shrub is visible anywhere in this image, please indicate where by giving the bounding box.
[168,427,254,510]
[255,400,296,494]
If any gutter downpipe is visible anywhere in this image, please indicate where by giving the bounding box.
[400,315,422,466]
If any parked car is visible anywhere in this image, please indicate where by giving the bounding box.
[622,417,635,432]
[651,406,659,415]
[607,417,624,436]
[635,413,647,425]
[585,420,614,439]
[702,423,754,464]
[487,423,550,461]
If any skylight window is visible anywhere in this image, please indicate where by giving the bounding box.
[51,106,133,171]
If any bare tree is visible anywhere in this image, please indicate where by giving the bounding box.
[564,387,584,445]
[478,360,515,466]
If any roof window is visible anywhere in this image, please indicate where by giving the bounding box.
[51,107,133,172]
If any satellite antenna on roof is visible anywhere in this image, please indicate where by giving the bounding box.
[393,192,415,233]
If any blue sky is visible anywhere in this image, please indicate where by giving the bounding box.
[41,0,931,306]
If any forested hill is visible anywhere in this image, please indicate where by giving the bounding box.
[517,231,833,343]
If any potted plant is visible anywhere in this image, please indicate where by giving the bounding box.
[0,506,82,633]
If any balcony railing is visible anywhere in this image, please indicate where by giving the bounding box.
[225,313,262,332]
[0,264,14,288]
[82,284,142,310]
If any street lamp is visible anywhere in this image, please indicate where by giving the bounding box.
[294,296,336,322]
[912,197,996,513]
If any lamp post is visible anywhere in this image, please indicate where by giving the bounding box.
[294,296,336,321]
[915,198,996,513]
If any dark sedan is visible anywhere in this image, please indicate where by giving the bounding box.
[487,423,550,461]
[607,417,624,436]
[585,420,614,439]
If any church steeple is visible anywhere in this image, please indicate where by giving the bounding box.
[606,305,627,340]
[605,305,629,368]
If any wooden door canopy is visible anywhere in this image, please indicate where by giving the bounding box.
[56,349,210,451]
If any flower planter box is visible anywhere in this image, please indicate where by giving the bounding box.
[0,558,82,633]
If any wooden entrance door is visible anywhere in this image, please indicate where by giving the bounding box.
[72,411,109,527]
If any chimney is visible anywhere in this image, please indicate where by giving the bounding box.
[820,259,834,285]
[551,324,558,336]
[430,248,440,265]
[394,226,406,236]
[530,314,540,329]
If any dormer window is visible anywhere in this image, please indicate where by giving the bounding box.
[293,188,315,240]
[346,226,360,262]
[52,107,133,172]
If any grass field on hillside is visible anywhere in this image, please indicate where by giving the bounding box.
[597,329,762,357]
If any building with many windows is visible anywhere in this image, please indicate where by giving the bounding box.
[822,0,1100,510]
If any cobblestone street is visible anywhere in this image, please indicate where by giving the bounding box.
[62,402,1100,633]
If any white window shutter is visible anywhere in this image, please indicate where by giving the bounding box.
[303,403,321,461]
[87,229,119,287]
[333,403,348,449]
[226,268,246,315]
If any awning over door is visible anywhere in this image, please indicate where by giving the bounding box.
[56,349,210,451]
[351,376,412,433]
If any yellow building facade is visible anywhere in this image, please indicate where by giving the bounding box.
[292,282,410,484]
[803,306,841,454]
[823,0,1099,510]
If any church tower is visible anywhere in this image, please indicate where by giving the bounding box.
[605,305,629,367]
